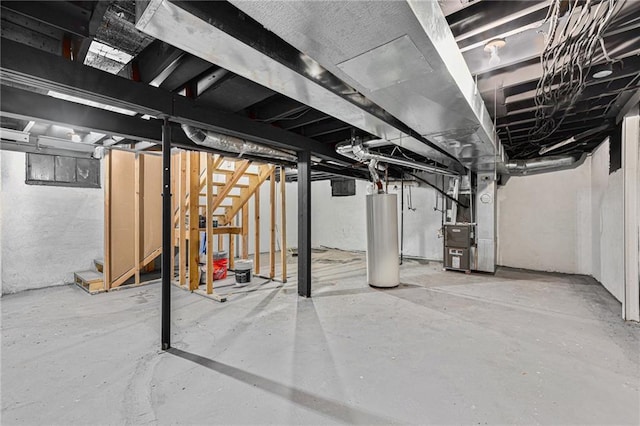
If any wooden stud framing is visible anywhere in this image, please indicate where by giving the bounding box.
[103,150,112,290]
[134,154,143,284]
[229,232,235,270]
[188,151,200,291]
[222,165,274,224]
[242,203,249,259]
[206,153,214,295]
[170,153,177,283]
[210,160,251,212]
[269,169,276,279]
[178,151,187,286]
[254,187,260,275]
[280,166,287,282]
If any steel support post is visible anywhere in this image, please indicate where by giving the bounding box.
[161,118,172,349]
[297,150,312,297]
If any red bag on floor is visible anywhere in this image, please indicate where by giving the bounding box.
[213,257,228,280]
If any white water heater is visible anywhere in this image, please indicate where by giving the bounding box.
[365,193,400,288]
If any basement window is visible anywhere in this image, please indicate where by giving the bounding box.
[331,178,356,197]
[26,153,101,188]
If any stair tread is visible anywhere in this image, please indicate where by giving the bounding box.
[75,270,103,282]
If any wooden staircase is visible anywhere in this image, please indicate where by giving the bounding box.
[73,149,284,297]
[174,151,282,300]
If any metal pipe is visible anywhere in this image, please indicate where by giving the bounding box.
[181,124,297,162]
[336,140,459,178]
[161,118,171,350]
[505,153,588,176]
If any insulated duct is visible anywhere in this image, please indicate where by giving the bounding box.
[505,153,588,176]
[336,140,460,178]
[182,124,297,163]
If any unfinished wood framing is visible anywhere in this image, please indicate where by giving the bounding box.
[178,151,187,286]
[280,166,287,282]
[242,204,249,259]
[254,189,260,275]
[103,150,112,291]
[188,152,200,291]
[269,169,276,279]
[206,154,214,295]
[103,150,163,291]
[134,155,142,284]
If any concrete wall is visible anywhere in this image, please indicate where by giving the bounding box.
[310,180,444,260]
[497,139,627,296]
[591,140,624,301]
[497,160,593,274]
[1,150,104,294]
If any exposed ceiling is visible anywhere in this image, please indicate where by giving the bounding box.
[1,0,638,178]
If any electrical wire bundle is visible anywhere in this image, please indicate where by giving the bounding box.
[529,0,622,144]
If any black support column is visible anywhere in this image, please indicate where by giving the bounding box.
[161,118,172,350]
[297,150,312,297]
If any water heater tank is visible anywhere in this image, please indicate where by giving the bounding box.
[366,193,400,288]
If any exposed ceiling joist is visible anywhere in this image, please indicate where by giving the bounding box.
[0,38,347,163]
[1,1,91,38]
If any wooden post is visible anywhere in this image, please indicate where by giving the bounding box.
[280,166,287,282]
[170,153,177,282]
[254,187,260,275]
[269,169,276,279]
[134,154,143,284]
[178,151,187,286]
[206,154,214,294]
[188,152,200,291]
[242,203,249,259]
[103,150,112,290]
[229,233,235,269]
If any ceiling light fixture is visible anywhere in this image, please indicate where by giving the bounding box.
[484,38,506,67]
[591,62,613,79]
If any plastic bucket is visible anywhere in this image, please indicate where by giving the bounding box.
[234,260,253,286]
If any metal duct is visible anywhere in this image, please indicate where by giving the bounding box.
[505,153,588,176]
[228,0,504,172]
[336,140,460,178]
[181,124,297,163]
[134,0,466,173]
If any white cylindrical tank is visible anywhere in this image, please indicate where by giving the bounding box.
[365,193,399,288]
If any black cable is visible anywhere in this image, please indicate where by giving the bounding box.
[407,172,469,209]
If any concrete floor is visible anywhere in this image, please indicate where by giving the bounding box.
[2,249,639,425]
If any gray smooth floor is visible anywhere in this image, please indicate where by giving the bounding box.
[2,249,639,425]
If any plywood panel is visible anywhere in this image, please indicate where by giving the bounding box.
[110,150,135,281]
[143,154,163,258]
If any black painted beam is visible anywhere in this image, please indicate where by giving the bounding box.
[0,39,348,163]
[297,150,312,298]
[75,1,111,63]
[2,1,91,38]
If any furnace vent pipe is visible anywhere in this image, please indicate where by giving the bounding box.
[505,153,588,176]
[182,124,297,162]
[336,140,459,178]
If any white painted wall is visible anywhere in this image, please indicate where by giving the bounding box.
[310,180,444,260]
[591,140,624,301]
[497,160,593,274]
[1,150,104,294]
